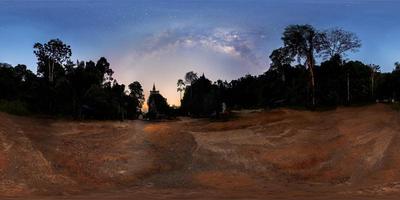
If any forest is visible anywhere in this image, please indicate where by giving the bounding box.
[1,24,399,119]
[0,39,144,119]
[178,25,400,117]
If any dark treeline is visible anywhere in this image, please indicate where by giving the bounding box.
[179,25,400,117]
[0,39,144,119]
[1,24,400,120]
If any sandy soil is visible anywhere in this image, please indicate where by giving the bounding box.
[1,104,400,199]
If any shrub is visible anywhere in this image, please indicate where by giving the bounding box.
[0,100,30,115]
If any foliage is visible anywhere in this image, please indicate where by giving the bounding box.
[318,28,362,59]
[178,25,398,117]
[181,74,221,117]
[0,39,144,120]
[1,25,400,120]
[0,100,30,115]
[281,24,323,107]
[33,39,72,82]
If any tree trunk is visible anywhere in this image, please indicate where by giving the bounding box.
[347,72,350,104]
[48,60,54,83]
[307,55,316,108]
[371,73,375,98]
[51,61,54,82]
[48,61,51,82]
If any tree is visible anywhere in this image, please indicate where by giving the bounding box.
[184,71,198,85]
[177,79,185,100]
[369,64,380,98]
[395,62,400,71]
[181,74,221,117]
[96,57,114,83]
[128,81,145,116]
[33,39,72,82]
[391,63,400,101]
[282,24,323,107]
[229,74,261,108]
[316,28,362,105]
[0,63,18,100]
[110,82,127,120]
[343,61,371,104]
[269,47,293,82]
[318,55,345,106]
[319,28,361,59]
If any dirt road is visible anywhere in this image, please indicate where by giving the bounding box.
[1,104,400,199]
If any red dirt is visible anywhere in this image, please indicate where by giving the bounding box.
[1,104,400,199]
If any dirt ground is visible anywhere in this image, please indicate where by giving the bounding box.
[1,104,400,199]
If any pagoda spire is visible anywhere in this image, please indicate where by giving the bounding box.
[150,83,159,95]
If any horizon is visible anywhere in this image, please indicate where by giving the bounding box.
[1,0,400,106]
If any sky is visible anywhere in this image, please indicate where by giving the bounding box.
[1,0,399,106]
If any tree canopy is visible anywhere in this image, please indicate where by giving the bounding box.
[178,25,399,117]
[0,39,144,119]
[1,25,399,120]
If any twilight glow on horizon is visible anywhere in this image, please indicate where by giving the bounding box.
[1,0,399,106]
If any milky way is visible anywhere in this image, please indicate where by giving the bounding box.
[1,0,399,105]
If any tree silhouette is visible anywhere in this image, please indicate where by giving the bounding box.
[282,24,323,107]
[369,64,380,98]
[184,71,198,85]
[1,24,399,120]
[395,62,400,71]
[33,39,72,82]
[128,81,145,117]
[269,47,293,82]
[181,74,221,117]
[319,28,362,59]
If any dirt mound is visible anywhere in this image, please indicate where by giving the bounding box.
[1,104,400,199]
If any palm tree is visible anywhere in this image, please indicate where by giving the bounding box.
[177,79,185,100]
[184,71,198,85]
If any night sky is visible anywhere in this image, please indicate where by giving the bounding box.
[1,0,399,106]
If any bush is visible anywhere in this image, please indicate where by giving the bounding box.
[0,100,30,115]
[391,102,400,111]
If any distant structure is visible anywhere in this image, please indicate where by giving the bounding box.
[148,83,159,115]
[147,83,169,119]
[150,83,159,95]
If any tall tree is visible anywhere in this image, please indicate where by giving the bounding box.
[319,28,362,59]
[96,57,114,83]
[282,24,323,107]
[33,39,72,82]
[369,64,380,98]
[128,81,145,113]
